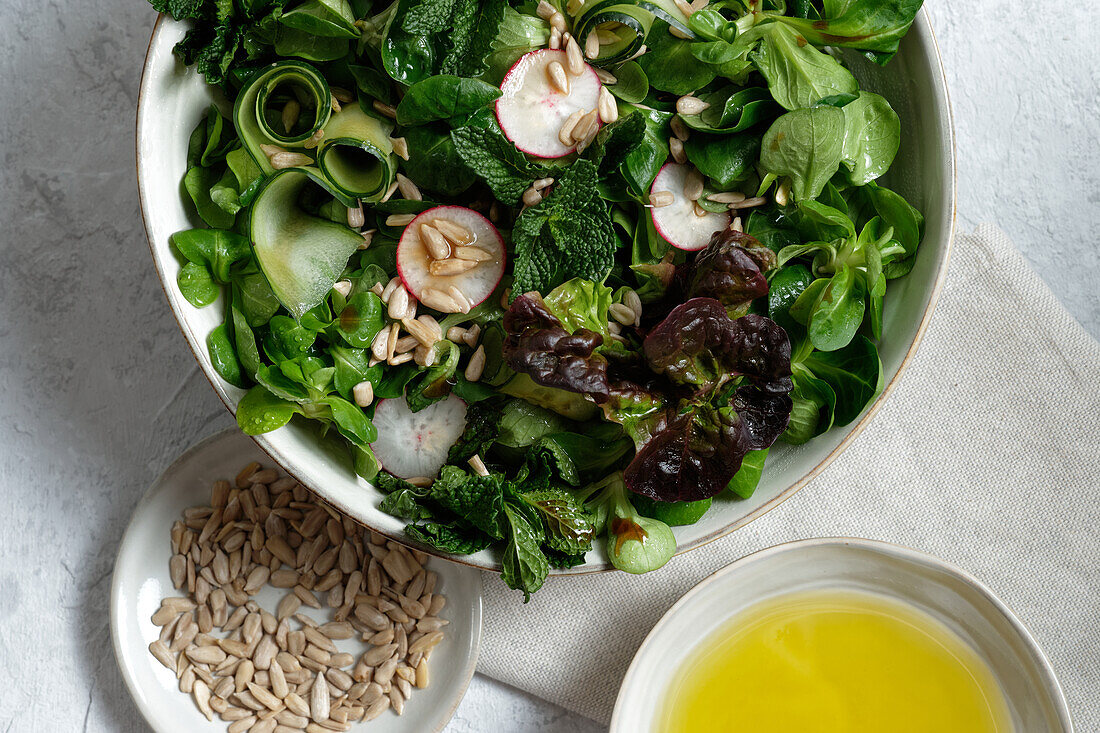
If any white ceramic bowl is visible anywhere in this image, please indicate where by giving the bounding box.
[137,12,955,573]
[110,429,483,733]
[611,538,1072,732]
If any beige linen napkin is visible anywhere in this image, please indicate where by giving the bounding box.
[475,225,1100,728]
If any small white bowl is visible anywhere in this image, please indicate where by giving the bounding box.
[110,429,483,733]
[612,538,1072,732]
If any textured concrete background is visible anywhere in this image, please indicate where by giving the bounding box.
[0,1,1095,731]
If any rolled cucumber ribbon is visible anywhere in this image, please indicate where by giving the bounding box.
[571,0,693,66]
[234,61,332,174]
[316,104,398,203]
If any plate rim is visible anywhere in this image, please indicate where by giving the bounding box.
[610,536,1073,732]
[135,11,957,575]
[108,427,484,733]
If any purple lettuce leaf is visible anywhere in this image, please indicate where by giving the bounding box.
[502,293,611,402]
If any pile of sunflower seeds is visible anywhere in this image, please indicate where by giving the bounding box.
[148,462,448,731]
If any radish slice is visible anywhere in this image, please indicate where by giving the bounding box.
[397,206,506,313]
[650,163,731,252]
[370,394,468,480]
[496,49,603,159]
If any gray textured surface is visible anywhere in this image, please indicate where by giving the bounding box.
[0,1,1094,731]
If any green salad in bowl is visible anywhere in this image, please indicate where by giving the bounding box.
[144,0,936,598]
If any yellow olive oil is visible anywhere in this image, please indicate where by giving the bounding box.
[656,589,1013,733]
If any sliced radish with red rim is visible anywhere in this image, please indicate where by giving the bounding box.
[370,394,468,480]
[396,206,506,313]
[496,49,603,159]
[650,162,731,252]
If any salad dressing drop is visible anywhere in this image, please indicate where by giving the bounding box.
[656,589,1014,733]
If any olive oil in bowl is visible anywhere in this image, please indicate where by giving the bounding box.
[657,589,1013,732]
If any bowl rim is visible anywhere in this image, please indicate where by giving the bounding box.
[610,537,1073,732]
[136,10,957,575]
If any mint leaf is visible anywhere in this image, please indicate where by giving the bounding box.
[501,503,550,601]
[451,124,550,205]
[511,160,618,294]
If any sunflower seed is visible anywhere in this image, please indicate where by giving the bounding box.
[676,95,709,115]
[572,109,600,144]
[247,682,284,712]
[285,692,310,718]
[276,593,301,621]
[363,696,390,721]
[649,190,674,208]
[372,100,397,119]
[706,190,746,204]
[169,554,186,588]
[590,67,617,88]
[384,213,416,227]
[548,61,571,96]
[387,285,409,320]
[558,108,585,146]
[373,658,398,686]
[419,223,451,260]
[230,658,254,694]
[731,196,768,209]
[608,302,636,326]
[390,136,409,160]
[253,635,278,670]
[579,32,597,61]
[429,257,479,276]
[408,631,444,655]
[417,287,461,313]
[309,671,330,723]
[550,11,567,33]
[775,180,791,206]
[598,86,618,123]
[395,173,421,201]
[536,0,555,19]
[521,186,544,207]
[228,716,257,733]
[149,641,175,670]
[669,136,686,164]
[270,152,313,170]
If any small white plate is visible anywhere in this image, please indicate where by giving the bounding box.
[612,538,1072,732]
[110,429,482,733]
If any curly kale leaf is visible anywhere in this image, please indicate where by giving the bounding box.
[402,0,461,33]
[428,466,507,539]
[152,0,287,86]
[403,0,506,76]
[150,0,207,18]
[440,0,507,77]
[511,160,618,294]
